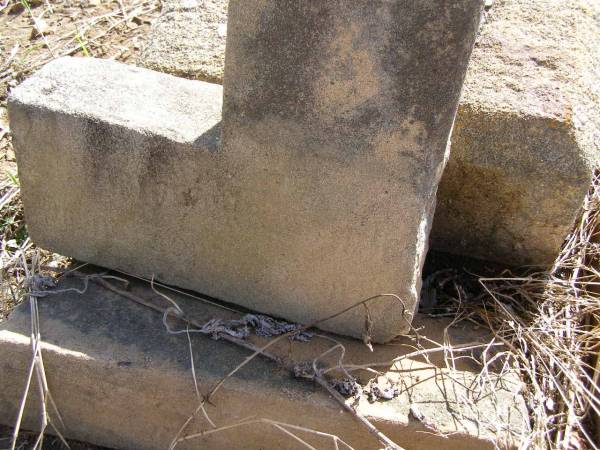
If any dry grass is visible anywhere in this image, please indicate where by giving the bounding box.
[424,171,600,449]
[496,171,600,449]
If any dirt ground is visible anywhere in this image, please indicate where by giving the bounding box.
[0,424,113,449]
[0,1,162,447]
[1,0,160,164]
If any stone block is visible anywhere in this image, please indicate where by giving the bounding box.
[10,1,482,342]
[220,0,482,341]
[0,272,527,449]
[140,0,227,84]
[139,0,600,266]
[432,0,600,265]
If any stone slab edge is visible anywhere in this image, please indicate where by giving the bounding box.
[0,274,527,449]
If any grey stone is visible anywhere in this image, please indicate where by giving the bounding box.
[0,272,528,449]
[219,0,483,341]
[432,0,600,265]
[139,0,600,266]
[140,0,227,84]
[10,0,482,342]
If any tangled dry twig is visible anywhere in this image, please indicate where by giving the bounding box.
[424,170,600,449]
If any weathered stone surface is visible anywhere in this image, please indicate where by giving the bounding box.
[140,0,227,84]
[220,0,482,341]
[0,272,527,449]
[140,0,600,266]
[11,0,482,342]
[432,0,600,265]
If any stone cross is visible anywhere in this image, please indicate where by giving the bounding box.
[9,0,483,342]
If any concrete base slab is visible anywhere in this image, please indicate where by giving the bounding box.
[0,270,527,449]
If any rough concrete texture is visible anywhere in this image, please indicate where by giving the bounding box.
[10,1,482,342]
[139,0,600,266]
[0,272,528,449]
[432,0,600,265]
[140,0,227,84]
[220,0,482,341]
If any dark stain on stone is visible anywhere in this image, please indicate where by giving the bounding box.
[83,117,121,182]
[145,136,173,177]
[225,1,386,162]
[381,0,482,170]
[226,1,336,122]
[82,117,155,211]
[224,0,482,168]
[182,187,197,207]
[138,134,179,205]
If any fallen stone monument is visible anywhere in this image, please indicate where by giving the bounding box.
[9,0,483,342]
[140,0,600,267]
[0,272,527,449]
